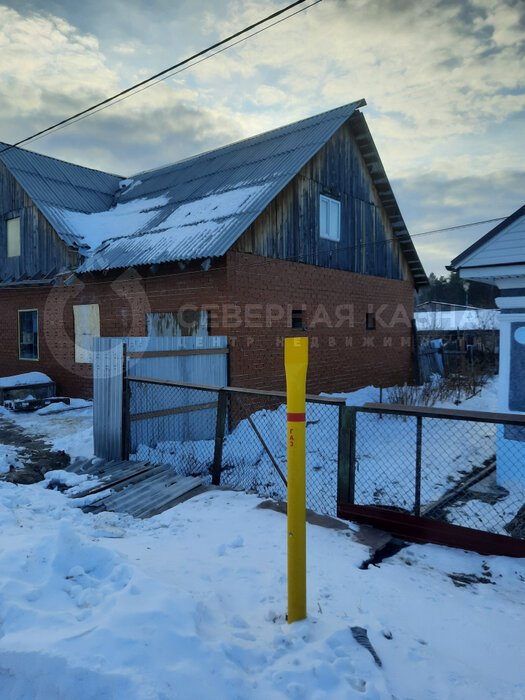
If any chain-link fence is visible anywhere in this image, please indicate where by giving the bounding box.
[124,377,525,542]
[350,405,525,539]
[125,377,343,516]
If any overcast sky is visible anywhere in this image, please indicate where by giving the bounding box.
[1,0,523,275]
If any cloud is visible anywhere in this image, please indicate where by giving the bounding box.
[0,0,523,278]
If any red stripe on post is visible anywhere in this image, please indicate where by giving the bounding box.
[287,412,306,422]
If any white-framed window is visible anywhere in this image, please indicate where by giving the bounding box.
[73,304,100,364]
[319,195,341,241]
[7,217,21,258]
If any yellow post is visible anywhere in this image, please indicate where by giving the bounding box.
[284,336,308,623]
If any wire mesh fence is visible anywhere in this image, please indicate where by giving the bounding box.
[124,377,525,542]
[125,377,343,516]
[352,405,525,539]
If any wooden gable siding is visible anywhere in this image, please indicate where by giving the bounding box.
[233,121,412,284]
[0,161,78,283]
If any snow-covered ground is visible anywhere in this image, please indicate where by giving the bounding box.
[0,479,524,699]
[1,379,525,697]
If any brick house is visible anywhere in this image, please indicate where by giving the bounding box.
[0,100,427,398]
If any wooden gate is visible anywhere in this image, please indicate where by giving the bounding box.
[93,336,228,460]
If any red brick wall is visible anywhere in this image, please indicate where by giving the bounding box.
[224,251,415,394]
[0,254,414,398]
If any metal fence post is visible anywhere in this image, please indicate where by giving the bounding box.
[338,405,356,505]
[121,344,130,460]
[212,389,228,485]
[414,415,422,516]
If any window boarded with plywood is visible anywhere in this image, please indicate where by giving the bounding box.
[73,304,100,364]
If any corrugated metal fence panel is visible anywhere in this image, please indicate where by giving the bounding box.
[125,335,228,384]
[93,337,124,460]
[126,336,228,453]
[93,336,228,459]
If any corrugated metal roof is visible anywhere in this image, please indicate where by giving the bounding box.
[0,101,427,286]
[0,142,122,248]
[77,100,366,271]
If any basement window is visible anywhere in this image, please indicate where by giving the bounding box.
[291,309,304,330]
[319,195,340,242]
[7,217,21,258]
[366,312,376,330]
[18,309,38,360]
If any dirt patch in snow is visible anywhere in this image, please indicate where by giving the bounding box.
[0,418,70,484]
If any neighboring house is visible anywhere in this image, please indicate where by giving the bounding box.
[449,204,525,481]
[414,306,499,351]
[416,301,481,312]
[0,100,427,398]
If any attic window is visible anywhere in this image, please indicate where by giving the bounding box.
[319,195,340,242]
[7,217,21,258]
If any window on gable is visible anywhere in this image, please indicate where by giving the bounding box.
[18,309,38,360]
[319,195,341,242]
[366,312,376,331]
[7,217,21,258]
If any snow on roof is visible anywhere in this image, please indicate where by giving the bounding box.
[414,308,499,332]
[52,195,170,251]
[0,372,53,388]
[76,183,273,270]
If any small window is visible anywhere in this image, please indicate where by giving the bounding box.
[366,312,376,330]
[18,309,38,360]
[291,309,304,330]
[7,217,21,258]
[320,195,341,241]
[73,304,101,363]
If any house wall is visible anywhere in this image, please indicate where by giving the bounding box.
[0,162,78,282]
[223,252,414,394]
[233,121,412,283]
[0,253,414,398]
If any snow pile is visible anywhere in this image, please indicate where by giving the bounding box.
[36,398,92,415]
[0,444,25,474]
[0,482,524,698]
[0,372,53,388]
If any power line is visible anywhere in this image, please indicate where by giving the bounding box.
[409,217,506,239]
[0,0,321,155]
[18,0,323,150]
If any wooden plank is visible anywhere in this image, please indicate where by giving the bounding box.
[130,401,218,422]
[337,504,525,558]
[126,348,229,359]
[126,376,346,405]
[361,403,525,425]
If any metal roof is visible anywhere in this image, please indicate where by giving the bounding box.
[0,101,427,287]
[0,142,122,248]
[78,100,367,272]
